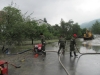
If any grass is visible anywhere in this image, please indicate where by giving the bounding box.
[0,39,58,52]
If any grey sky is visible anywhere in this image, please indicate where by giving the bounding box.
[0,0,100,25]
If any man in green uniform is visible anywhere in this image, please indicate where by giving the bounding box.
[40,33,46,55]
[58,35,66,54]
[70,34,78,57]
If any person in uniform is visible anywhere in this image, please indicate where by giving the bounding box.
[70,34,78,57]
[58,35,66,54]
[40,33,46,55]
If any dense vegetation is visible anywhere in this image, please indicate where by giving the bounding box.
[0,3,99,46]
[91,21,100,34]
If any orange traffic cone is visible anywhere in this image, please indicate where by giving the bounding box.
[34,54,39,58]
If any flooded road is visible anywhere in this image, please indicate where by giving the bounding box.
[1,37,100,75]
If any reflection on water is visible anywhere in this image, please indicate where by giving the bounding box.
[81,37,100,53]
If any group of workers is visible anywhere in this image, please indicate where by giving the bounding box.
[58,34,77,57]
[0,33,77,75]
[39,33,78,57]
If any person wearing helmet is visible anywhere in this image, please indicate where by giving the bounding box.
[70,33,78,57]
[58,35,66,54]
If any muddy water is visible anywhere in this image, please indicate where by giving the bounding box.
[0,38,100,75]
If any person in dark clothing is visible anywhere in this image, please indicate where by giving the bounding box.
[58,35,66,54]
[70,34,78,57]
[40,33,46,55]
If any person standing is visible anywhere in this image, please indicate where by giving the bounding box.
[58,35,66,54]
[40,33,46,55]
[70,34,78,57]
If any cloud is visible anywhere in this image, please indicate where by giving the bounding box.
[0,0,100,25]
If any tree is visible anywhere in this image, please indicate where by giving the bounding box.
[24,19,38,45]
[44,18,47,23]
[52,24,61,37]
[92,21,100,34]
[1,5,24,45]
[72,23,82,36]
[60,18,66,35]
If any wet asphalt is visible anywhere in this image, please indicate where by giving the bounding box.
[1,38,100,75]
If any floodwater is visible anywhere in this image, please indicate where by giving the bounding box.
[1,36,100,75]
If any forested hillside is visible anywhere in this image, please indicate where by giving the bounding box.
[80,19,100,28]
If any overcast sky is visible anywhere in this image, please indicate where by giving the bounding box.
[0,0,100,25]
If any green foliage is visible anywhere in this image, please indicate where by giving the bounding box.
[59,19,82,39]
[52,24,61,37]
[0,2,87,46]
[92,21,100,34]
[1,5,24,45]
[0,4,38,45]
[72,23,82,36]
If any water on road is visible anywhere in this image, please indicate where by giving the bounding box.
[1,37,100,75]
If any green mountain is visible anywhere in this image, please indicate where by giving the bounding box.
[80,19,100,29]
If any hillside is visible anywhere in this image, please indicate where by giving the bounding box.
[80,19,100,29]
